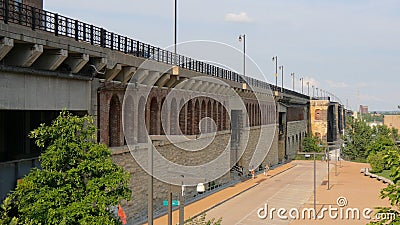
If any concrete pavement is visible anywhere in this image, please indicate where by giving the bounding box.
[144,162,296,225]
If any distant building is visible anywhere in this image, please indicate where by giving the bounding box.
[359,105,368,114]
[383,115,400,134]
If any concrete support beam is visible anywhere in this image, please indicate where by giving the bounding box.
[198,82,209,92]
[64,53,89,74]
[142,71,161,86]
[0,37,14,61]
[92,57,107,71]
[135,69,149,84]
[155,74,171,87]
[105,64,122,81]
[165,76,179,88]
[7,44,43,67]
[191,80,202,92]
[35,49,68,71]
[116,66,136,84]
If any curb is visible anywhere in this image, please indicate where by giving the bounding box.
[360,168,394,185]
[188,163,297,220]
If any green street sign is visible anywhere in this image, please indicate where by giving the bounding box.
[163,200,179,206]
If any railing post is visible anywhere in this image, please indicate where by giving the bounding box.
[74,19,79,41]
[90,24,94,45]
[100,28,105,48]
[54,13,59,36]
[31,6,35,30]
[4,0,9,24]
[110,33,114,50]
[124,37,127,53]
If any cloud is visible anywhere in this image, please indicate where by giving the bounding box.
[303,76,319,87]
[325,80,349,88]
[224,12,253,23]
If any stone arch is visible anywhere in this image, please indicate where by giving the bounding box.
[179,98,186,135]
[138,96,147,143]
[109,94,121,147]
[149,97,159,135]
[170,98,178,135]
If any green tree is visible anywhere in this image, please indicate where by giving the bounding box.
[367,152,385,173]
[0,111,131,224]
[369,148,400,225]
[302,134,322,153]
[342,117,373,161]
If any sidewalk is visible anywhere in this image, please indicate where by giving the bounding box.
[290,161,392,225]
[145,162,296,225]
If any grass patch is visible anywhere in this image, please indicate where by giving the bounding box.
[295,154,323,160]
[374,169,394,181]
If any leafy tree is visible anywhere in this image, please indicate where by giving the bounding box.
[368,148,400,225]
[0,111,131,224]
[367,152,385,173]
[302,134,322,153]
[342,117,373,161]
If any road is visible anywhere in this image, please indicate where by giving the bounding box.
[205,161,328,225]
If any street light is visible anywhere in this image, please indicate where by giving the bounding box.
[272,56,278,88]
[290,73,295,91]
[307,81,310,96]
[279,65,284,92]
[239,34,246,79]
[312,85,315,98]
[174,0,178,64]
[316,87,319,97]
[300,77,304,94]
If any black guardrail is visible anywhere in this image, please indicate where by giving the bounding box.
[0,0,309,99]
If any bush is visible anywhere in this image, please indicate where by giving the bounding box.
[367,152,385,173]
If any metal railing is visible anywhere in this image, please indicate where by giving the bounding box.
[0,0,309,99]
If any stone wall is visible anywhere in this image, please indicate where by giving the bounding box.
[286,120,308,159]
[111,126,280,223]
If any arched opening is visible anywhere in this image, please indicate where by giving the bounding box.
[170,98,177,135]
[218,102,223,131]
[160,97,166,135]
[187,100,193,135]
[179,99,186,135]
[109,94,121,147]
[138,96,147,143]
[149,97,159,135]
[201,100,207,133]
[194,99,200,135]
[123,95,134,145]
[222,103,228,130]
[207,100,212,133]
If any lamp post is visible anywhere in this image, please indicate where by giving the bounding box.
[174,0,178,64]
[312,85,315,98]
[300,77,304,94]
[279,65,284,92]
[290,73,295,91]
[239,34,246,79]
[316,87,319,97]
[307,81,310,96]
[272,56,278,88]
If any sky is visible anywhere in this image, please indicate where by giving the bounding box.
[45,0,400,111]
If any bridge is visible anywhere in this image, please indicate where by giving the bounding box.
[0,0,346,223]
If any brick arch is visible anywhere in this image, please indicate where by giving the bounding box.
[194,99,200,135]
[201,100,207,133]
[109,94,121,147]
[179,98,186,135]
[123,95,134,145]
[149,97,159,135]
[187,100,193,135]
[170,98,178,135]
[160,97,166,135]
[207,100,212,133]
[212,100,218,132]
[138,96,147,143]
